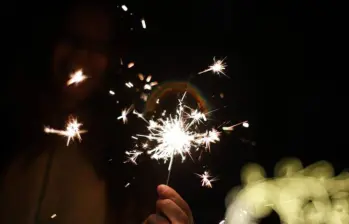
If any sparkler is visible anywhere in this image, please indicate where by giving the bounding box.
[199,57,228,78]
[66,69,87,86]
[44,117,87,146]
[129,93,220,184]
[196,171,218,188]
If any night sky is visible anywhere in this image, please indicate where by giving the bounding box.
[1,1,347,224]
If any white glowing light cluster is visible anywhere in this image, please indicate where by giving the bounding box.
[138,74,158,102]
[115,55,250,187]
[125,93,220,176]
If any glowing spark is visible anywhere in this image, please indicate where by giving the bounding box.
[156,99,160,104]
[124,150,143,164]
[199,57,228,78]
[66,69,87,86]
[140,93,148,102]
[150,81,158,86]
[131,136,138,140]
[133,110,148,123]
[146,75,152,82]
[222,121,249,131]
[51,214,57,219]
[109,90,115,95]
[125,183,130,188]
[134,93,220,171]
[128,62,134,68]
[44,117,87,146]
[138,73,144,81]
[186,109,207,125]
[198,129,221,152]
[125,82,134,88]
[117,105,134,124]
[220,93,224,98]
[120,58,123,65]
[144,84,151,90]
[196,171,218,188]
[218,220,225,224]
[141,19,146,29]
[121,5,128,11]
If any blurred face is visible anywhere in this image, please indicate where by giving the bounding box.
[52,4,111,103]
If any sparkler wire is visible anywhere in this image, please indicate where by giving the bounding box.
[34,148,55,224]
[166,151,174,185]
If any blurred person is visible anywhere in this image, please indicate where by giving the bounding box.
[0,1,193,224]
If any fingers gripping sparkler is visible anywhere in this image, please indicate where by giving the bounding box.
[129,92,220,184]
[44,117,87,146]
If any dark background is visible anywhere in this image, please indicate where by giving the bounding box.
[1,0,347,223]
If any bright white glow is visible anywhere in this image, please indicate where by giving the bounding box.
[141,19,146,29]
[121,5,128,11]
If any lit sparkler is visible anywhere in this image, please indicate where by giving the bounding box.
[44,117,87,146]
[117,105,134,124]
[196,171,218,188]
[66,69,87,86]
[130,93,220,184]
[199,57,228,78]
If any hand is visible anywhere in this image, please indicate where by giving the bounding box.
[144,185,194,224]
